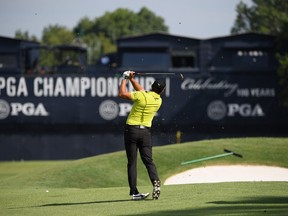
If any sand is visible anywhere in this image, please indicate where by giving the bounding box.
[164,165,288,185]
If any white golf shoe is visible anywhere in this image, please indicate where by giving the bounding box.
[132,193,150,200]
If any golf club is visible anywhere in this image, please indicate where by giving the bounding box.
[136,72,184,80]
[181,149,243,165]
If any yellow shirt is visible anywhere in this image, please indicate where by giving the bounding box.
[126,91,162,127]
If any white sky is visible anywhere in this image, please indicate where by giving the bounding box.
[0,0,252,40]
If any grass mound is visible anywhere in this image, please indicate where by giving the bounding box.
[0,137,287,189]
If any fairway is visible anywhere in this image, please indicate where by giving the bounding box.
[1,183,288,216]
[1,137,288,215]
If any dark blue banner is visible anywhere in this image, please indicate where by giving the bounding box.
[0,72,286,128]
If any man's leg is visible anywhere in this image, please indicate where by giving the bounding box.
[139,129,161,199]
[124,127,139,195]
[139,146,159,182]
[139,129,159,182]
[139,145,161,199]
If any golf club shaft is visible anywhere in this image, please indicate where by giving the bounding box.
[136,72,184,80]
[181,152,233,165]
[136,72,176,75]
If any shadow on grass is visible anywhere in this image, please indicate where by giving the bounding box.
[10,196,288,215]
[122,206,288,216]
[207,196,288,205]
[38,199,133,207]
[9,199,152,209]
[122,196,288,216]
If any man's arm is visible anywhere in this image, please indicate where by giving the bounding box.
[129,72,145,91]
[118,79,131,100]
[118,71,144,100]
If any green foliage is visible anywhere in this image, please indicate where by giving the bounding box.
[15,29,38,42]
[42,25,75,45]
[38,25,85,69]
[231,0,288,36]
[91,7,168,43]
[14,7,168,64]
[231,0,288,106]
[74,17,94,37]
[277,53,288,107]
[93,8,138,42]
[80,34,101,64]
[137,7,168,34]
[72,7,168,62]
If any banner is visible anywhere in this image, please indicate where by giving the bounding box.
[0,72,286,128]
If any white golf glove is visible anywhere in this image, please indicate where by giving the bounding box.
[123,70,131,79]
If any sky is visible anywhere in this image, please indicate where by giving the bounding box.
[0,0,252,40]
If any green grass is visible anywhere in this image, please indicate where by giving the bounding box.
[0,137,288,215]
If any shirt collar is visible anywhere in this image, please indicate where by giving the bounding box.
[148,91,161,98]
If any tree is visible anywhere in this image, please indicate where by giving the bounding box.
[137,7,168,34]
[93,8,138,42]
[39,25,78,70]
[277,53,288,107]
[15,7,168,66]
[15,29,38,42]
[74,17,95,37]
[73,7,168,62]
[73,17,118,64]
[42,25,75,45]
[231,0,288,107]
[92,7,168,43]
[231,0,288,37]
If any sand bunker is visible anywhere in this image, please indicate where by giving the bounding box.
[164,165,288,185]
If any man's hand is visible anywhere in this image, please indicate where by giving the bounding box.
[129,71,144,91]
[128,71,136,80]
[119,70,144,95]
[123,70,131,79]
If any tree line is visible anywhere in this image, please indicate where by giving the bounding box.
[15,7,168,64]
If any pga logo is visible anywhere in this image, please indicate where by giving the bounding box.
[207,100,265,121]
[0,99,49,119]
[99,100,131,120]
[10,103,49,116]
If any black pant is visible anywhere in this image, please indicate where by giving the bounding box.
[124,125,159,195]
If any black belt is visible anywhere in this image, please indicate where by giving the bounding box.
[126,125,150,129]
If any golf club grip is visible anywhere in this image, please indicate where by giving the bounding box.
[224,149,231,153]
[233,152,243,158]
[224,149,243,158]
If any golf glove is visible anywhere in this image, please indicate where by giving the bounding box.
[123,70,131,79]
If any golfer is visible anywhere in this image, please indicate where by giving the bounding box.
[118,70,165,200]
